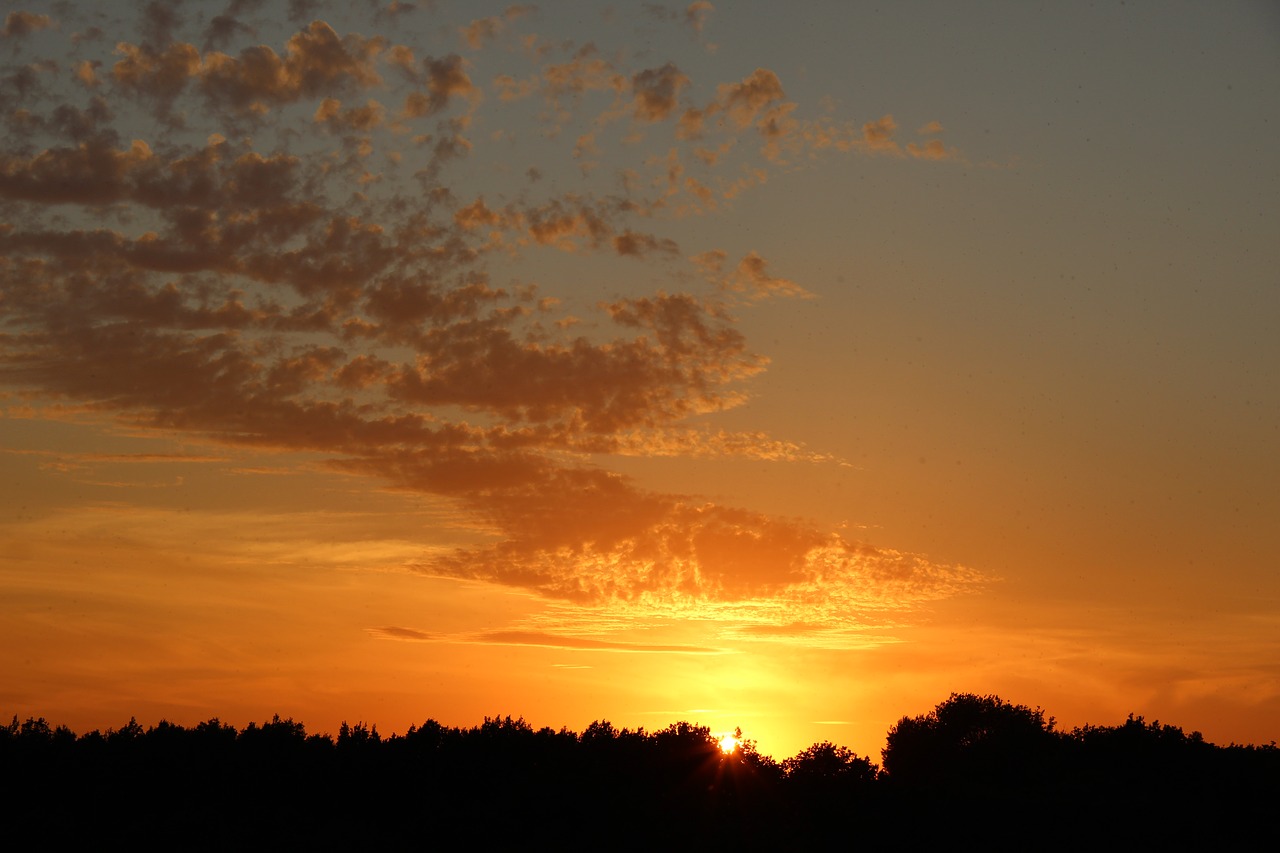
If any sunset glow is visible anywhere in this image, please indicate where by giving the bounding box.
[1,1,1277,761]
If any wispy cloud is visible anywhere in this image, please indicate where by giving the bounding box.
[370,626,726,654]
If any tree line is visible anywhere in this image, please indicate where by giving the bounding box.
[3,693,1276,848]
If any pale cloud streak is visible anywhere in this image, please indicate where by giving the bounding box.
[370,626,725,654]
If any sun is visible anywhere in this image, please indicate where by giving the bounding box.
[717,733,739,755]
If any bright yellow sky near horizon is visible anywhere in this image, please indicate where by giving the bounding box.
[1,1,1277,760]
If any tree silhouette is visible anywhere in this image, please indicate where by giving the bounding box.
[784,740,878,786]
[883,692,1058,793]
[2,695,1276,846]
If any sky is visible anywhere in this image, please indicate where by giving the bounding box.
[1,0,1277,760]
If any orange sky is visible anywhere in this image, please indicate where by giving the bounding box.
[1,1,1277,759]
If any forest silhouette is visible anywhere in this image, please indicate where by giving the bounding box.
[4,693,1276,848]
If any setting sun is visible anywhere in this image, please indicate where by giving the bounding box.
[718,734,740,755]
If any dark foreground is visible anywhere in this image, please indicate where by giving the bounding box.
[4,693,1276,849]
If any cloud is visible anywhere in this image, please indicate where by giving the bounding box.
[539,43,626,111]
[631,63,689,122]
[3,11,53,39]
[372,626,724,653]
[314,97,385,132]
[327,449,978,613]
[369,625,440,641]
[0,137,156,205]
[461,17,503,51]
[685,2,715,35]
[73,60,101,88]
[596,427,838,463]
[907,138,959,161]
[612,230,680,257]
[203,15,253,52]
[400,54,476,119]
[460,5,536,50]
[453,195,505,229]
[862,113,899,153]
[719,68,786,128]
[728,251,810,300]
[379,290,759,432]
[105,21,388,119]
[111,41,203,113]
[905,121,962,162]
[0,11,976,635]
[693,250,811,300]
[678,67,786,140]
[2,448,229,464]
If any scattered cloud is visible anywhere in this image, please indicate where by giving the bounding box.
[908,138,960,161]
[862,114,899,152]
[460,5,536,50]
[3,10,53,39]
[631,63,689,123]
[685,2,715,35]
[0,9,972,635]
[693,250,811,300]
